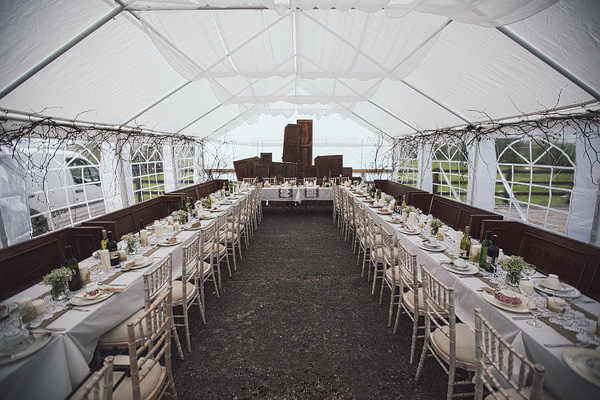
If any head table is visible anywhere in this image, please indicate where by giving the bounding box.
[0,188,255,399]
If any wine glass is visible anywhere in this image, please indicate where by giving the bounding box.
[521,263,536,280]
[527,311,543,328]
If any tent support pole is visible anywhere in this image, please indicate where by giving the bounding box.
[0,5,125,101]
[367,100,419,132]
[401,80,473,126]
[497,26,600,102]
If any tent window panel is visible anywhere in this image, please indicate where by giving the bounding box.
[431,143,469,202]
[18,140,105,238]
[397,144,418,187]
[131,144,164,204]
[176,144,195,189]
[494,137,575,234]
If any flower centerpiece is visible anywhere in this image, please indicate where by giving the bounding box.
[175,209,188,225]
[430,218,443,236]
[353,180,359,186]
[121,233,139,255]
[43,267,74,300]
[499,256,529,287]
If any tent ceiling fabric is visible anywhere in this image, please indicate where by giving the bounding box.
[0,0,598,140]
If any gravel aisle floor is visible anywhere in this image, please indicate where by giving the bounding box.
[172,206,449,399]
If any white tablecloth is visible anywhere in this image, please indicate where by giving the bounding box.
[0,191,249,399]
[349,188,600,400]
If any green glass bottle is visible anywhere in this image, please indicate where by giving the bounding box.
[459,226,471,260]
[64,246,82,291]
[479,230,491,269]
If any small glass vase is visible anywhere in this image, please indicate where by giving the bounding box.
[431,226,439,237]
[51,282,70,301]
[125,241,136,255]
[505,271,521,288]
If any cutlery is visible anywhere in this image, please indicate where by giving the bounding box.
[544,343,574,348]
[68,307,90,312]
[513,316,548,320]
[481,287,499,294]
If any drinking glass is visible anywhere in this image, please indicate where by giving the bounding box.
[521,264,536,280]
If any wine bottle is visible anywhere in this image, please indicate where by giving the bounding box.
[107,231,120,267]
[100,229,108,250]
[459,226,471,259]
[206,196,212,209]
[479,230,491,269]
[64,246,82,291]
[401,195,407,208]
[486,235,500,273]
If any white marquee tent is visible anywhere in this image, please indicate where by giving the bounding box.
[1,0,599,247]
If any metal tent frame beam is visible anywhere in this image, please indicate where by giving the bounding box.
[497,26,600,103]
[0,4,126,101]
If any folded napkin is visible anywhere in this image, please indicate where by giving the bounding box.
[191,221,202,228]
[99,286,124,293]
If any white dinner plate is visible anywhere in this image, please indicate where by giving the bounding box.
[0,331,52,365]
[416,241,447,252]
[564,348,600,388]
[481,291,532,313]
[533,278,581,299]
[156,239,183,247]
[183,223,203,231]
[376,209,392,215]
[70,289,114,306]
[441,262,479,275]
[398,227,420,235]
[387,217,402,224]
[369,204,383,208]
[209,208,223,213]
[125,256,154,270]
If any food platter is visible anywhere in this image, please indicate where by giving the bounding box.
[481,291,532,313]
[70,289,114,306]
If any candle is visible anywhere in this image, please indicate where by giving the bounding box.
[78,264,91,285]
[99,249,110,272]
[139,229,148,247]
[167,216,173,225]
[166,225,174,234]
[173,221,180,231]
[18,298,36,323]
[455,231,463,249]
[470,244,481,263]
[408,212,417,225]
[154,221,163,238]
[32,299,46,315]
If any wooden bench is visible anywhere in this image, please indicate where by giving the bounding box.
[481,219,600,301]
[429,196,503,240]
[0,179,227,301]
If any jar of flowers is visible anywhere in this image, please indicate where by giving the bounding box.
[176,209,188,225]
[121,233,139,255]
[499,255,529,287]
[430,218,443,236]
[43,267,74,301]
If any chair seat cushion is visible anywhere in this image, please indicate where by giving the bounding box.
[431,323,476,365]
[402,289,445,312]
[199,261,212,276]
[98,308,146,344]
[111,355,165,400]
[204,242,226,255]
[172,280,196,303]
[384,266,405,285]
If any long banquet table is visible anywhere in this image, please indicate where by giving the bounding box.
[261,185,333,202]
[0,188,255,399]
[345,187,600,399]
